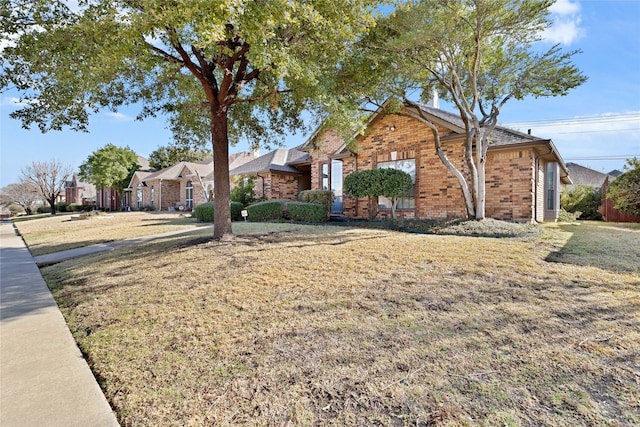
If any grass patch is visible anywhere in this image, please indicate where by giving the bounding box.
[15,212,200,256]
[42,222,640,426]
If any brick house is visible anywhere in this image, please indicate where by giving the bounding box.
[125,152,256,211]
[64,174,96,206]
[232,103,572,222]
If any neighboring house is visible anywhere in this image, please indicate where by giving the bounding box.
[564,162,616,189]
[65,174,97,205]
[563,162,639,222]
[229,148,312,201]
[232,103,572,222]
[96,155,154,211]
[125,152,256,211]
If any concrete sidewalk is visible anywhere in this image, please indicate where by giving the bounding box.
[34,224,213,266]
[0,221,120,426]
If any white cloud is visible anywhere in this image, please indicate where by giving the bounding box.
[542,0,586,45]
[0,97,34,108]
[549,0,581,15]
[105,111,133,122]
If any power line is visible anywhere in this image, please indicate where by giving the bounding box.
[565,155,639,160]
[503,112,640,128]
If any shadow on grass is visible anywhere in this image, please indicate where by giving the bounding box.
[545,222,640,274]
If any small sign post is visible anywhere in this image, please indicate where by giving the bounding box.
[241,210,248,222]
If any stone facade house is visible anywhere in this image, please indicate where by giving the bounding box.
[232,103,572,222]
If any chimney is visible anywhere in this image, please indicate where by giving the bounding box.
[428,89,439,109]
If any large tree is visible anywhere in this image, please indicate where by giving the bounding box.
[348,0,587,219]
[20,160,72,215]
[79,144,139,204]
[1,0,381,240]
[148,145,211,170]
[0,180,41,215]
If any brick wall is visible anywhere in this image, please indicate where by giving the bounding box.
[338,112,539,221]
[485,150,536,221]
[310,129,345,190]
[264,173,299,201]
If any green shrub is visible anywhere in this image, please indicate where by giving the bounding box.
[299,190,333,217]
[558,208,581,223]
[231,175,256,206]
[55,203,68,212]
[560,185,602,220]
[194,201,245,222]
[246,200,285,221]
[194,202,214,222]
[37,205,52,214]
[288,202,327,222]
[8,204,24,216]
[230,201,244,221]
[68,203,83,212]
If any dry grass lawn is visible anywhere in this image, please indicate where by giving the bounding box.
[15,212,200,256]
[41,221,639,426]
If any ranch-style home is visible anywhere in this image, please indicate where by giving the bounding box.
[231,102,572,222]
[125,152,255,211]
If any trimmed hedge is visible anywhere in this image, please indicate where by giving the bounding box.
[194,201,244,222]
[246,200,285,221]
[55,203,68,212]
[287,201,327,222]
[37,206,52,214]
[299,190,333,218]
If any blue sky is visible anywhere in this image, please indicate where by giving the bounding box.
[1,0,639,187]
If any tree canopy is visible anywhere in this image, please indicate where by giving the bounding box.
[346,0,587,219]
[79,144,139,193]
[2,0,382,239]
[0,181,41,215]
[607,158,640,217]
[20,159,73,215]
[148,145,212,171]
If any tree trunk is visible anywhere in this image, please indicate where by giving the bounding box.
[48,197,57,215]
[475,160,486,220]
[211,110,233,240]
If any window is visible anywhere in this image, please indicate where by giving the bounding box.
[136,185,143,208]
[378,159,416,209]
[321,163,329,190]
[207,184,213,202]
[185,180,193,208]
[546,163,555,210]
[150,186,155,208]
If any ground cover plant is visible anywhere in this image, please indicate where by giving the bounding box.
[41,221,639,426]
[15,211,199,256]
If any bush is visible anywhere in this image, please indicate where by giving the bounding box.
[55,203,68,212]
[37,205,52,214]
[288,201,327,222]
[68,203,84,212]
[558,208,581,223]
[230,201,244,221]
[299,190,333,218]
[231,176,256,206]
[194,201,245,222]
[246,200,285,221]
[560,185,602,220]
[8,204,24,216]
[194,202,214,222]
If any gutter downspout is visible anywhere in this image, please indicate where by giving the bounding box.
[159,179,162,211]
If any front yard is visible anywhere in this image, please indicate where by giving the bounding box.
[29,218,640,425]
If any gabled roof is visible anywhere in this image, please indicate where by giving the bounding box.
[143,159,213,182]
[229,148,309,175]
[566,163,617,187]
